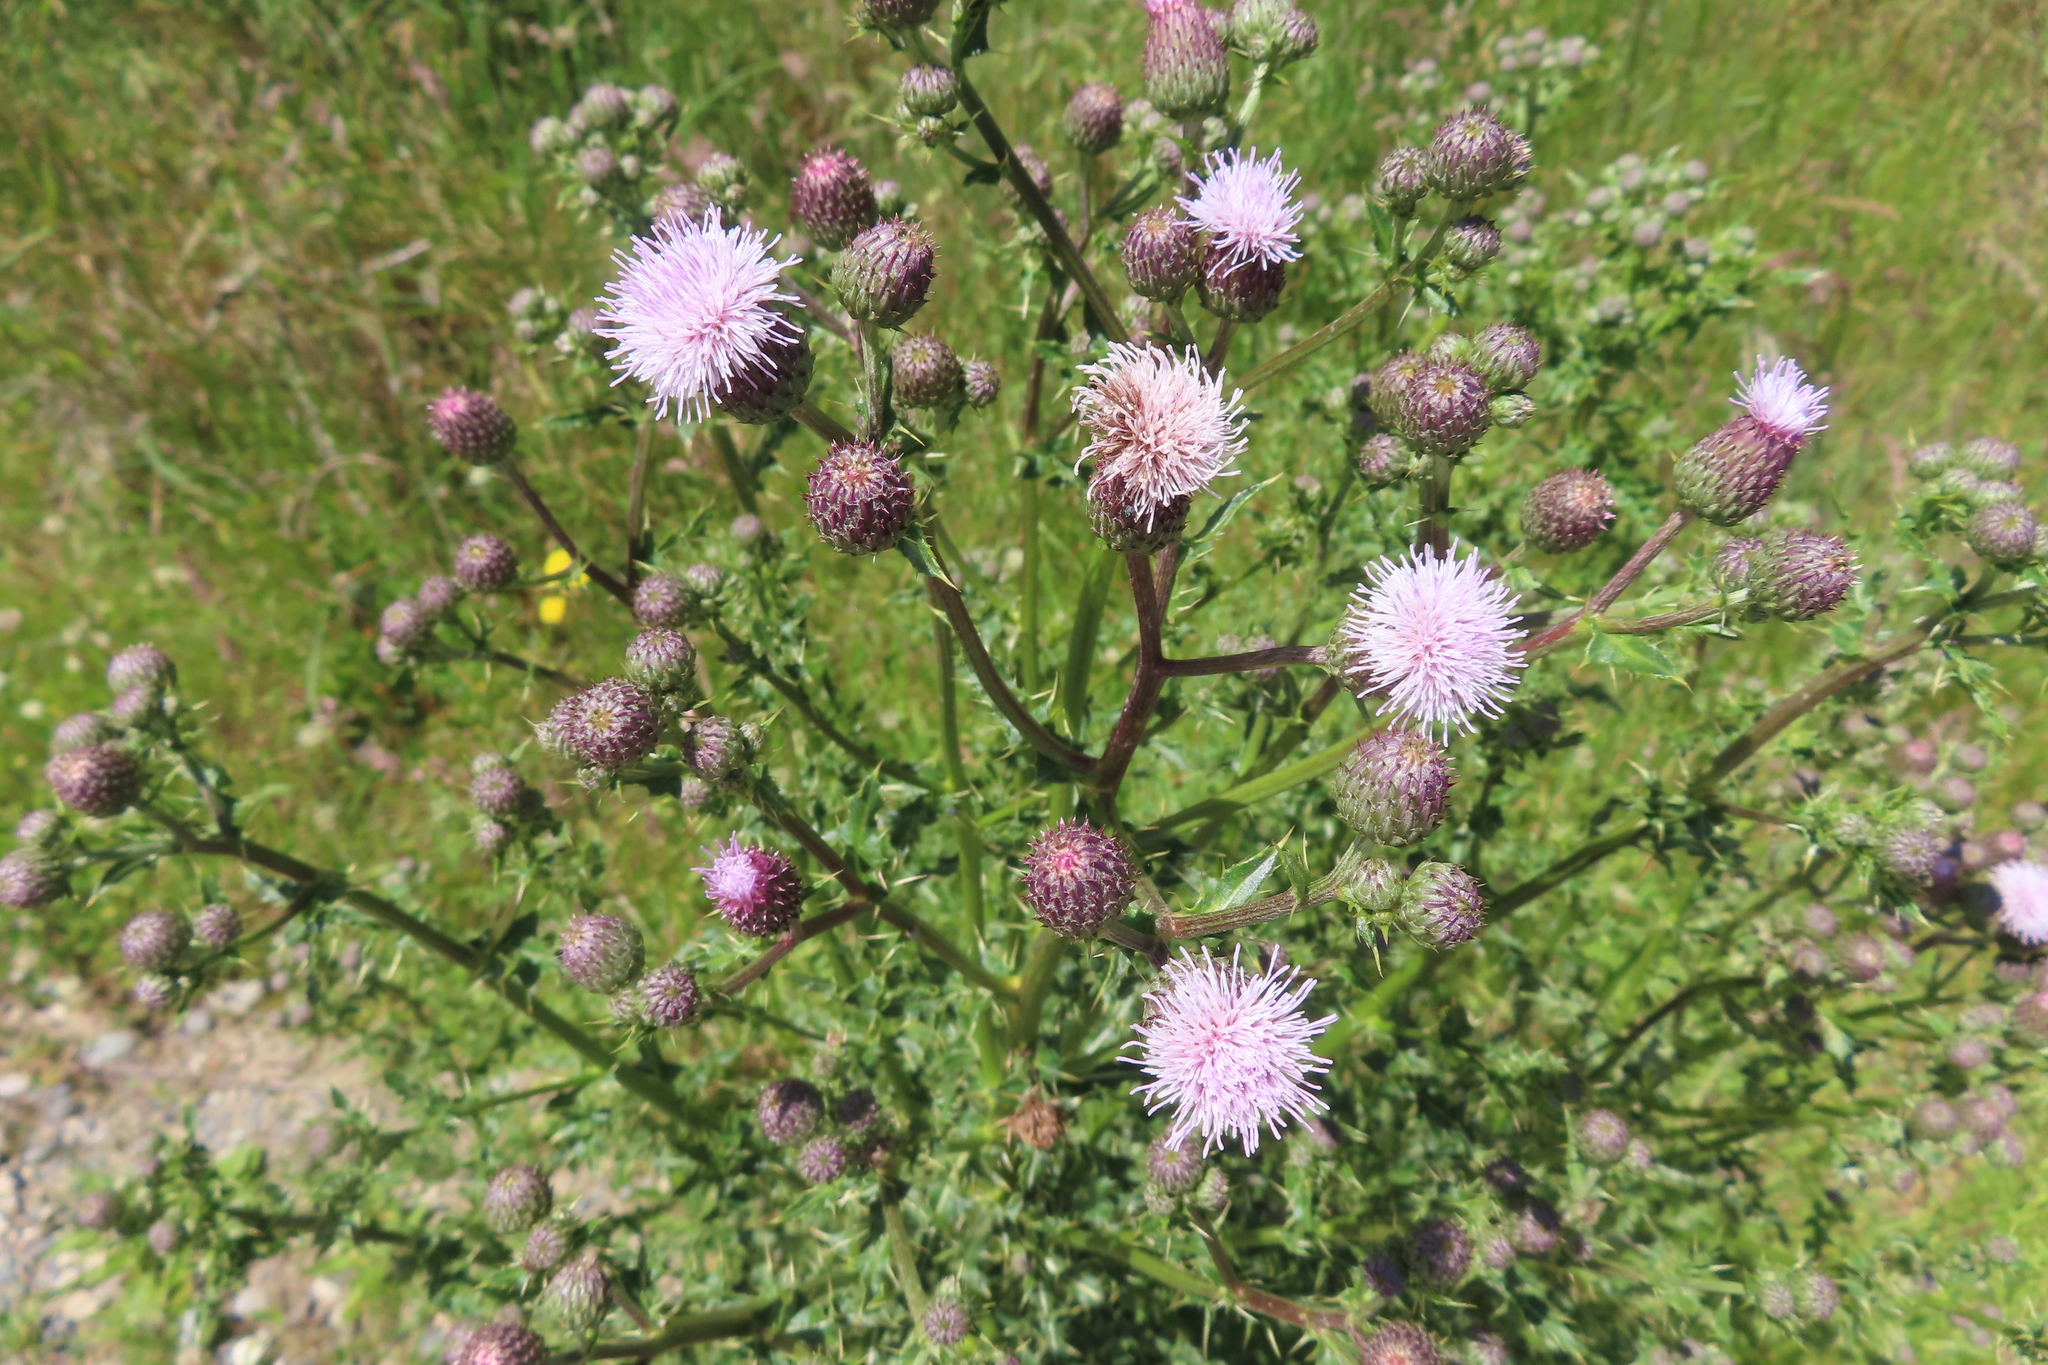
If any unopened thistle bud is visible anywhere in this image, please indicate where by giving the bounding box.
[475,819,515,855]
[833,217,937,327]
[1064,82,1125,154]
[51,712,117,753]
[694,149,745,200]
[574,145,620,186]
[858,0,940,28]
[107,643,176,695]
[1712,536,1765,593]
[1198,249,1286,323]
[519,1223,570,1274]
[1147,1135,1204,1194]
[460,1320,549,1365]
[892,335,965,410]
[1880,821,1945,887]
[682,714,745,782]
[469,759,526,817]
[483,1164,553,1234]
[639,963,702,1028]
[547,679,662,771]
[193,903,241,951]
[1230,0,1318,67]
[1022,819,1138,937]
[922,1298,969,1347]
[1575,1109,1630,1164]
[1469,326,1539,397]
[790,148,879,251]
[712,328,814,425]
[0,850,64,909]
[1444,215,1502,271]
[1394,362,1493,457]
[1357,1322,1443,1365]
[1405,1217,1471,1287]
[1966,503,2039,568]
[1674,357,1829,524]
[1356,435,1412,489]
[796,1135,849,1184]
[557,914,645,993]
[1088,480,1192,554]
[1397,862,1485,949]
[570,82,632,132]
[1144,0,1231,120]
[622,628,698,695]
[1962,437,2022,478]
[453,534,519,592]
[1123,208,1202,301]
[1424,108,1533,200]
[757,1078,824,1145]
[1376,146,1428,214]
[1330,731,1452,846]
[16,808,64,846]
[805,441,917,555]
[416,576,463,620]
[963,359,1001,408]
[1749,529,1856,621]
[631,573,692,628]
[1836,932,1884,982]
[1370,354,1429,427]
[1338,857,1404,919]
[426,387,517,464]
[1794,1271,1839,1323]
[529,116,573,154]
[1905,442,1953,478]
[1152,135,1188,187]
[1521,469,1616,553]
[898,64,959,120]
[544,1249,610,1332]
[46,744,141,817]
[1907,1096,1958,1140]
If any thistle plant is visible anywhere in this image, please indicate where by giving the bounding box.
[17,4,2048,1363]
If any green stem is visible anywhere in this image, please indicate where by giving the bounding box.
[1010,930,1068,1048]
[1020,479,1043,693]
[1416,451,1453,556]
[1060,551,1118,744]
[935,618,985,933]
[791,399,858,446]
[1141,725,1368,842]
[567,1281,821,1361]
[709,426,759,515]
[857,319,894,442]
[882,1194,929,1318]
[1056,1229,1226,1301]
[1231,60,1272,144]
[624,418,653,582]
[925,575,1094,774]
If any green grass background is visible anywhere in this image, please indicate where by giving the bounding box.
[3,0,2047,1356]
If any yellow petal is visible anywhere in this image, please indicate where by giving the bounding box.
[543,548,573,575]
[538,596,568,625]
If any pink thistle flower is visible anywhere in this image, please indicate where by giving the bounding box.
[1991,860,2048,945]
[1732,355,1829,447]
[1178,147,1304,272]
[1336,545,1524,737]
[597,211,804,422]
[1126,946,1335,1157]
[1072,343,1247,527]
[694,836,805,938]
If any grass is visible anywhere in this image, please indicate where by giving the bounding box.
[3,0,2047,1358]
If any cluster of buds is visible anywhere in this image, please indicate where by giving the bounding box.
[527,81,689,230]
[1752,1270,1841,1326]
[631,564,722,629]
[469,753,553,855]
[1906,437,2043,569]
[0,810,69,910]
[1324,838,1485,952]
[1363,323,1541,477]
[1376,107,1531,219]
[756,1078,891,1183]
[377,555,496,665]
[1140,1133,1226,1216]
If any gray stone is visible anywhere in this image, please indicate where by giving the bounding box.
[80,1032,137,1067]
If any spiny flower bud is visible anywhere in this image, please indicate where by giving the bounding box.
[1022,819,1137,938]
[1088,480,1192,553]
[635,84,680,130]
[836,1087,881,1134]
[1443,215,1502,271]
[107,644,176,695]
[922,1298,969,1347]
[1749,529,1856,621]
[796,1135,849,1184]
[51,712,118,753]
[682,714,746,782]
[483,1164,553,1234]
[1147,1135,1204,1194]
[1575,1109,1630,1164]
[1230,0,1319,67]
[570,82,632,132]
[892,335,965,410]
[75,1190,118,1231]
[453,534,519,592]
[1521,469,1616,553]
[134,975,177,1012]
[557,914,645,993]
[1966,503,2039,568]
[1330,731,1452,846]
[1197,249,1285,323]
[1424,108,1533,200]
[1059,84,1122,158]
[16,809,64,846]
[631,573,693,628]
[193,903,241,951]
[470,759,528,818]
[639,963,702,1028]
[460,1320,548,1365]
[623,628,698,695]
[1907,1097,1958,1140]
[475,819,515,855]
[1005,143,1055,205]
[899,64,958,118]
[1394,362,1493,457]
[757,1078,824,1145]
[1123,208,1202,301]
[416,576,463,620]
[1358,1321,1443,1365]
[1376,146,1428,214]
[575,145,620,186]
[544,1249,610,1332]
[698,838,805,938]
[2015,989,2048,1045]
[1757,1278,1797,1321]
[805,441,917,555]
[106,687,155,730]
[1473,323,1541,392]
[1405,1217,1471,1287]
[712,328,814,425]
[1836,932,1884,982]
[1794,1270,1839,1323]
[1905,442,1953,478]
[833,218,937,327]
[1397,862,1485,949]
[46,744,141,817]
[519,1223,570,1274]
[0,850,64,909]
[1962,437,2022,478]
[1713,536,1764,592]
[426,388,516,464]
[529,116,573,155]
[379,598,432,653]
[1339,857,1404,918]
[963,359,1001,408]
[1356,435,1412,489]
[791,149,879,251]
[858,0,940,29]
[1371,353,1427,427]
[548,679,662,770]
[1880,822,1945,887]
[1144,0,1230,120]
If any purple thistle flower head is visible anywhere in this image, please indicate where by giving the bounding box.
[1196,248,1286,323]
[1126,945,1335,1157]
[639,962,703,1027]
[596,211,804,423]
[1424,108,1532,200]
[962,359,1001,409]
[757,1078,824,1145]
[453,534,519,592]
[1073,344,1247,529]
[921,1298,969,1347]
[711,328,814,425]
[1179,147,1304,273]
[1335,545,1524,738]
[892,334,965,410]
[622,628,698,695]
[46,744,142,817]
[1732,354,1829,447]
[457,1320,548,1365]
[1357,1320,1443,1365]
[696,837,804,938]
[1991,860,2048,945]
[1394,362,1493,456]
[0,849,65,909]
[1087,478,1192,554]
[795,1135,848,1184]
[519,1223,570,1275]
[416,575,463,619]
[832,217,937,328]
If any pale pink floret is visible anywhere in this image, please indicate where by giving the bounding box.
[597,211,803,421]
[1732,355,1829,446]
[1127,946,1335,1157]
[1072,343,1247,526]
[696,836,772,908]
[1338,545,1524,738]
[1991,860,2048,946]
[1178,147,1305,272]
